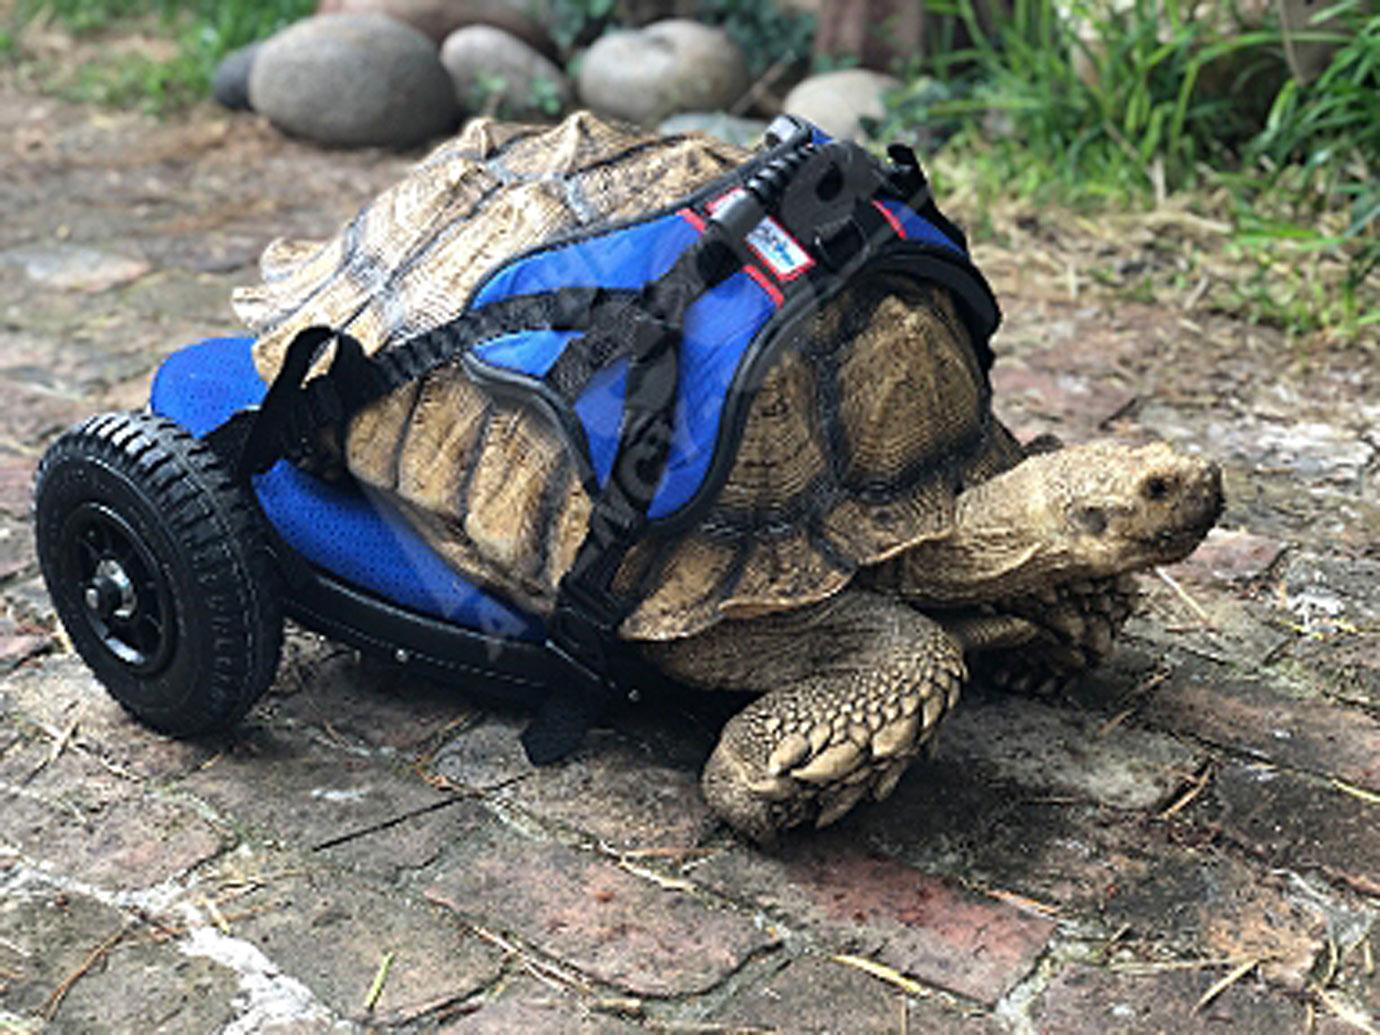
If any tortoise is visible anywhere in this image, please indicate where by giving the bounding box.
[231,113,1223,841]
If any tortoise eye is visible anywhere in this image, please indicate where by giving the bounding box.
[1145,476,1171,501]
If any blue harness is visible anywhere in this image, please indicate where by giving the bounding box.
[205,116,999,761]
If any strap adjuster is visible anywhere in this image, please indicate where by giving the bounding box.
[522,575,627,766]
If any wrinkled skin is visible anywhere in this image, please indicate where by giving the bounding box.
[650,439,1223,844]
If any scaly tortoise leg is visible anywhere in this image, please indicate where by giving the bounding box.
[939,574,1141,694]
[644,590,965,844]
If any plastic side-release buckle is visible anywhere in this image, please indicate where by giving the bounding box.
[522,578,628,766]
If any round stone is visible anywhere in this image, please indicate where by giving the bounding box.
[577,19,750,126]
[250,14,459,149]
[783,68,900,141]
[212,42,261,112]
[440,25,570,121]
[318,0,557,58]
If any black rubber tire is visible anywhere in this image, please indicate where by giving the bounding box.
[34,411,283,736]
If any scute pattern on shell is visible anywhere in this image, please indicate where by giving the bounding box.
[236,113,744,369]
[235,113,1011,641]
[621,274,1009,639]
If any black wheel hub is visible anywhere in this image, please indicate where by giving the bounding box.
[62,502,176,674]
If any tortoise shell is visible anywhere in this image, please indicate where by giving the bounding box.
[234,113,1012,641]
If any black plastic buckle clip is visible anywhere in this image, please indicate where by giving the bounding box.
[546,573,627,684]
[523,579,627,765]
[886,142,930,205]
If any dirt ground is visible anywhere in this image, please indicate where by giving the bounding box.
[0,67,1377,1034]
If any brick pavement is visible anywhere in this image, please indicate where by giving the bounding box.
[0,83,1376,1033]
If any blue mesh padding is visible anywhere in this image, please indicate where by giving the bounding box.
[471,213,701,308]
[149,338,544,641]
[646,270,775,517]
[876,199,965,255]
[559,272,777,516]
[470,209,780,519]
[473,329,583,378]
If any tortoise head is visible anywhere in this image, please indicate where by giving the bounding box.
[1041,441,1224,575]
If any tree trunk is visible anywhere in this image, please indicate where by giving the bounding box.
[813,0,1012,73]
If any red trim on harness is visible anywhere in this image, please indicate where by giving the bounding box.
[681,206,783,308]
[744,264,784,307]
[678,208,707,233]
[872,199,907,239]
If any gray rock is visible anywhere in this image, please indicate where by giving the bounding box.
[783,68,900,141]
[577,19,750,126]
[0,244,150,293]
[318,0,558,59]
[658,111,767,150]
[441,25,570,120]
[212,42,261,112]
[250,14,459,149]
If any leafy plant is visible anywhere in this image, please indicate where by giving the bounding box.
[911,0,1289,202]
[547,0,617,54]
[466,71,567,119]
[881,0,1376,340]
[697,0,815,76]
[16,0,315,109]
[1238,1,1379,312]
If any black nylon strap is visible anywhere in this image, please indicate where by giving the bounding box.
[543,294,642,402]
[525,226,744,765]
[230,288,639,477]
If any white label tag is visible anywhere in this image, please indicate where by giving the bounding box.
[708,189,815,281]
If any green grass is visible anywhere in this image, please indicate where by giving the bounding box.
[879,0,1378,342]
[13,0,314,110]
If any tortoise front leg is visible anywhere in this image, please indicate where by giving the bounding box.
[935,574,1141,693]
[644,591,965,844]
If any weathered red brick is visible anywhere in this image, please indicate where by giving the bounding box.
[1141,664,1380,791]
[1098,846,1328,989]
[0,788,225,889]
[41,929,241,1032]
[0,378,87,446]
[176,726,448,850]
[425,810,777,997]
[1287,632,1380,711]
[439,977,643,1034]
[0,630,48,670]
[0,519,32,583]
[0,450,36,519]
[956,800,1153,913]
[938,692,1204,810]
[223,868,503,1026]
[265,636,480,753]
[1032,964,1307,1035]
[696,835,1055,1005]
[493,730,714,851]
[990,358,1137,442]
[4,656,220,781]
[1170,527,1286,584]
[1216,763,1380,898]
[712,954,1004,1033]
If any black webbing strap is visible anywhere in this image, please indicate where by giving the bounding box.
[224,288,638,479]
[521,225,744,764]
